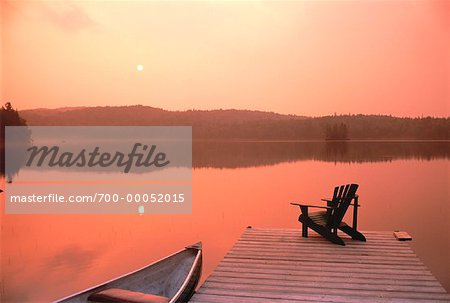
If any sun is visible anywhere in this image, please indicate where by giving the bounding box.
[137,64,144,72]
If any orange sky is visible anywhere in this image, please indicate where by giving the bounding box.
[1,0,449,117]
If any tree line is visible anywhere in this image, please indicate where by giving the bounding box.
[8,104,450,140]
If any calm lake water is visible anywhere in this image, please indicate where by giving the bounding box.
[1,141,449,302]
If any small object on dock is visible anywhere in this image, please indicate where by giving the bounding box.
[246,225,252,229]
[394,230,412,241]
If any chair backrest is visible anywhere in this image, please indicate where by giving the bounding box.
[326,184,359,228]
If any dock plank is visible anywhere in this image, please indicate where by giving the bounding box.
[190,228,450,302]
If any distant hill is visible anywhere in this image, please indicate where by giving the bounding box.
[19,105,450,140]
[21,105,302,125]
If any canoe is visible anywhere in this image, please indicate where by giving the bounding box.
[55,242,202,303]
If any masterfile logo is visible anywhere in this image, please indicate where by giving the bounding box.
[4,126,192,214]
[26,143,171,173]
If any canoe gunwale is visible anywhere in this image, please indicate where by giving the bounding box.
[169,246,202,303]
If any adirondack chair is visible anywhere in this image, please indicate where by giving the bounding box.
[291,184,366,245]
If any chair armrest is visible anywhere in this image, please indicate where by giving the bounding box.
[290,203,333,210]
[322,195,360,206]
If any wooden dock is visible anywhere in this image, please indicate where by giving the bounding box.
[190,228,450,303]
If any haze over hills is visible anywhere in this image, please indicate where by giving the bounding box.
[19,105,450,140]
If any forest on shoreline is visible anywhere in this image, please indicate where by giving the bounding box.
[17,105,449,140]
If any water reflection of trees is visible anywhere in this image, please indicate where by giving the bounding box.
[1,103,31,181]
[193,141,450,169]
[2,137,449,176]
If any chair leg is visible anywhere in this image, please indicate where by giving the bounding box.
[328,233,345,246]
[316,227,345,245]
[302,222,308,238]
[339,224,366,241]
[299,220,345,245]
